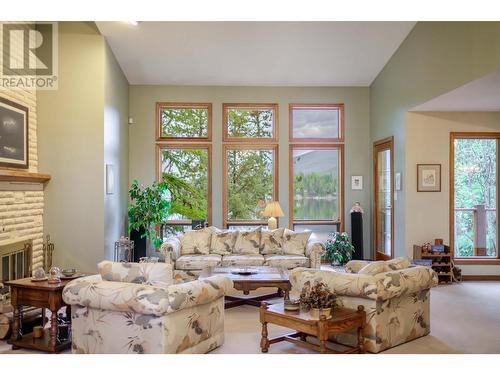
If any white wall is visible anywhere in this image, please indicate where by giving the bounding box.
[405,112,500,275]
[129,86,372,258]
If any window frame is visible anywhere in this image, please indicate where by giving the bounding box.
[223,144,279,228]
[156,102,212,142]
[289,103,344,143]
[450,132,500,265]
[155,143,213,226]
[289,143,344,232]
[223,103,279,143]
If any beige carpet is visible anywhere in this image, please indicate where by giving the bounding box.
[1,281,499,354]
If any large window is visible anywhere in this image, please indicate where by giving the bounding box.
[156,102,212,141]
[289,104,344,241]
[223,103,278,142]
[157,145,211,224]
[156,103,212,230]
[289,104,344,142]
[223,145,278,228]
[451,133,499,263]
[289,145,343,241]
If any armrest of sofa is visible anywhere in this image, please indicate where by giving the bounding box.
[374,266,438,300]
[165,275,233,313]
[160,236,181,263]
[62,274,171,316]
[344,260,371,273]
[290,265,438,302]
[290,267,379,299]
[305,239,325,268]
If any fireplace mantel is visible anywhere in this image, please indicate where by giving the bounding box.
[0,170,51,183]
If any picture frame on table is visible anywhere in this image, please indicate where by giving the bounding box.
[417,164,441,192]
[0,96,29,169]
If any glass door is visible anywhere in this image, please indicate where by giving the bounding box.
[373,137,394,260]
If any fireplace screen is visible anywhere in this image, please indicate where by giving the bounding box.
[0,242,32,282]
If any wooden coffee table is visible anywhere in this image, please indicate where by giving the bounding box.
[200,266,290,309]
[5,275,86,353]
[260,302,366,354]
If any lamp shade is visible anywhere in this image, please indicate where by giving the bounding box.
[262,201,284,218]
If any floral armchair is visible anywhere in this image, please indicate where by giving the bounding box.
[290,261,438,353]
[62,261,233,354]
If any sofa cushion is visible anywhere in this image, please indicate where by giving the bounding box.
[233,227,262,255]
[210,230,236,256]
[386,257,411,271]
[175,254,222,270]
[282,230,311,255]
[260,228,285,255]
[264,255,309,269]
[358,261,388,276]
[179,228,212,255]
[98,261,173,286]
[221,254,265,267]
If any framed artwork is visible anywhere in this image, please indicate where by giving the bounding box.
[0,96,29,169]
[417,164,441,192]
[351,175,363,190]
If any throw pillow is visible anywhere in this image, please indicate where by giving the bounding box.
[282,230,311,255]
[179,228,212,255]
[98,260,173,286]
[210,230,237,255]
[385,257,411,271]
[358,261,388,276]
[260,228,285,255]
[233,227,262,255]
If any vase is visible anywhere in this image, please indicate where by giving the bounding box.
[130,227,147,262]
[309,307,332,319]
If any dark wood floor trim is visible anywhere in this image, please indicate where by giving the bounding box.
[462,275,500,281]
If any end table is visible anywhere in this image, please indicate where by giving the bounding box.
[5,276,85,353]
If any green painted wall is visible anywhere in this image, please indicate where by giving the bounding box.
[370,21,500,257]
[129,86,372,257]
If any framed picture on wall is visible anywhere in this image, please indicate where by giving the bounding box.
[417,164,441,192]
[351,175,363,190]
[0,96,29,169]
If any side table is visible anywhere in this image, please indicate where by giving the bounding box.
[260,302,366,354]
[5,276,85,353]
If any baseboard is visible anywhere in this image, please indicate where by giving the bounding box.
[462,275,500,281]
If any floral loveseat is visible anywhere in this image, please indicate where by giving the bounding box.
[160,227,325,282]
[62,261,233,354]
[290,257,438,353]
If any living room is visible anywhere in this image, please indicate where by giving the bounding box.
[1,0,500,373]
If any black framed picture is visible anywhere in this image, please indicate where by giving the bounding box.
[0,96,29,169]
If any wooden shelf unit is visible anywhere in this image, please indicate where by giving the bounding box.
[413,245,456,284]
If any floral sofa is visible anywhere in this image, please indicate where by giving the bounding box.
[62,261,233,354]
[160,227,325,283]
[290,257,438,353]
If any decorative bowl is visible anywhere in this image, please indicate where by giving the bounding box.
[231,268,258,276]
[284,299,300,311]
[62,268,77,277]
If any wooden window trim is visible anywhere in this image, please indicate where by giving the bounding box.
[156,143,212,226]
[288,144,344,232]
[223,103,279,143]
[156,102,212,142]
[289,103,344,143]
[223,144,279,228]
[450,132,500,263]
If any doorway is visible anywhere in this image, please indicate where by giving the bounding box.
[373,137,394,260]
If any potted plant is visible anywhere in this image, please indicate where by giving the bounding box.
[128,180,171,260]
[299,281,336,319]
[324,232,355,266]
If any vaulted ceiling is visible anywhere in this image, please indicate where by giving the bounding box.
[96,22,416,86]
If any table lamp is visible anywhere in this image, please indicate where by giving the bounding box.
[262,201,284,230]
